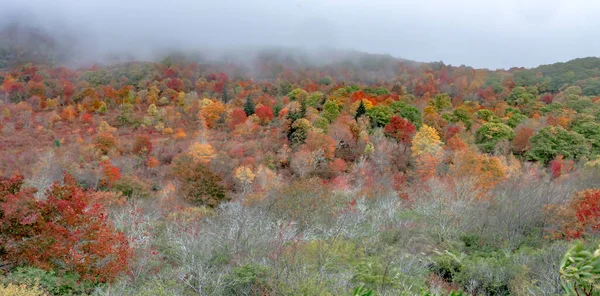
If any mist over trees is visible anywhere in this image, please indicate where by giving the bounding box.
[3,2,600,296]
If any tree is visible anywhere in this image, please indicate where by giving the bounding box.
[200,100,225,129]
[255,105,274,125]
[512,126,534,155]
[474,122,515,153]
[366,105,393,127]
[390,101,422,127]
[132,135,152,157]
[384,116,416,145]
[188,142,216,163]
[506,86,535,106]
[355,100,367,120]
[304,130,336,160]
[0,175,131,283]
[411,125,442,157]
[323,99,340,122]
[229,108,248,129]
[430,93,452,111]
[526,126,589,163]
[171,154,227,207]
[244,96,255,116]
[571,121,600,156]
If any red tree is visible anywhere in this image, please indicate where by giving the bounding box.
[384,116,416,145]
[0,175,131,283]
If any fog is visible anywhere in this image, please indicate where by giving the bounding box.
[3,0,600,69]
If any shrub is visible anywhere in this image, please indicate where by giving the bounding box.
[171,153,227,207]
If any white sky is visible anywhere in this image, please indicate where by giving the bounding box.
[4,0,600,69]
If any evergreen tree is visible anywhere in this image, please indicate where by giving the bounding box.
[221,87,229,103]
[244,95,255,116]
[355,100,366,120]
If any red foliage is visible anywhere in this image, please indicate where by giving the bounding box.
[384,115,416,145]
[541,94,553,104]
[572,189,600,233]
[0,174,131,283]
[255,105,274,124]
[100,160,121,187]
[229,108,248,129]
[549,156,563,179]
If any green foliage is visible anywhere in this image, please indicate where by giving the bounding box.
[353,284,374,296]
[355,100,367,120]
[243,96,255,116]
[307,91,324,108]
[475,109,498,122]
[430,94,452,111]
[323,99,341,122]
[560,241,600,296]
[366,105,393,127]
[567,97,596,113]
[390,101,422,127]
[526,126,590,163]
[226,263,272,295]
[507,86,536,106]
[313,116,330,133]
[572,120,600,156]
[287,88,309,102]
[474,122,515,153]
[117,103,136,126]
[540,102,564,115]
[506,112,528,128]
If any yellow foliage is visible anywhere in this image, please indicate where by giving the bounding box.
[162,127,174,135]
[173,128,187,140]
[199,100,225,129]
[411,125,442,157]
[0,283,47,296]
[234,166,256,185]
[350,99,373,113]
[188,142,216,163]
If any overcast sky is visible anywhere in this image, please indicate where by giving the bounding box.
[3,0,600,69]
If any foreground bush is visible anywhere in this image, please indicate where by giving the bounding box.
[0,174,131,283]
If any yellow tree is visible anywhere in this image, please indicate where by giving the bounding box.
[188,142,216,163]
[199,100,225,129]
[411,125,442,157]
[234,166,256,194]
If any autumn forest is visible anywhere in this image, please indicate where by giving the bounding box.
[2,23,600,296]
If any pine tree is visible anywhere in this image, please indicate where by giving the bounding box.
[221,87,229,103]
[355,100,366,120]
[244,95,255,116]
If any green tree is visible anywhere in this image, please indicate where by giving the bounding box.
[323,100,341,122]
[475,122,515,153]
[390,101,422,127]
[506,87,536,106]
[244,95,255,116]
[355,100,367,120]
[430,94,452,111]
[366,105,393,127]
[572,120,600,156]
[526,126,589,163]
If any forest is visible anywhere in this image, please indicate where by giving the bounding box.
[2,25,600,296]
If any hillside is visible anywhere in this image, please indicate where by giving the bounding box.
[2,43,600,295]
